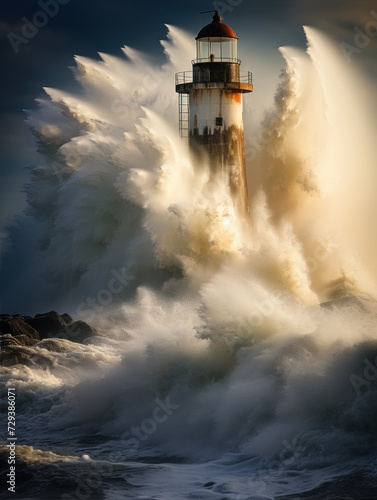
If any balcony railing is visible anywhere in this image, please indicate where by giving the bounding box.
[191,57,241,64]
[175,71,253,86]
[239,72,253,84]
[176,71,193,85]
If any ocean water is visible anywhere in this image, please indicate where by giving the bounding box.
[1,25,377,499]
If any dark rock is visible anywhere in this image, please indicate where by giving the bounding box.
[24,313,66,340]
[0,345,33,367]
[1,340,55,368]
[61,313,74,325]
[1,334,23,347]
[29,352,54,369]
[320,294,377,314]
[0,312,97,366]
[0,330,35,367]
[34,310,60,318]
[64,321,96,343]
[10,334,36,347]
[0,315,39,342]
[36,339,71,353]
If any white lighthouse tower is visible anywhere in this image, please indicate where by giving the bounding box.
[176,10,253,216]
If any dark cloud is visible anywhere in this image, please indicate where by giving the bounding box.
[292,0,377,25]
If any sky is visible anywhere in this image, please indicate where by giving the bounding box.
[1,0,377,230]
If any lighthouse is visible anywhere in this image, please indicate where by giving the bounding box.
[176,10,253,216]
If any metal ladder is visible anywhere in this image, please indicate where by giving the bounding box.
[178,94,189,138]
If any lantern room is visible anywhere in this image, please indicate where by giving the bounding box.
[195,10,239,63]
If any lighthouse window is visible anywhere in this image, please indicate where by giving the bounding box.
[216,117,223,126]
[197,40,210,61]
[209,41,221,60]
[196,38,238,63]
[222,39,237,60]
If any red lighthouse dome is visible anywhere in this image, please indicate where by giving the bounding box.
[196,11,238,40]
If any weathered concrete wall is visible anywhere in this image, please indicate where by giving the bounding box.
[189,89,249,217]
[190,88,243,136]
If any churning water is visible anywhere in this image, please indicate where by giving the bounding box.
[1,25,377,499]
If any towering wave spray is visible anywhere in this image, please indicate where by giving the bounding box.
[3,26,376,314]
[248,26,377,303]
[2,25,376,311]
[2,25,377,499]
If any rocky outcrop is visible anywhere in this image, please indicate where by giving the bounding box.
[61,313,73,324]
[0,311,96,367]
[0,334,33,366]
[0,315,39,343]
[320,294,377,314]
[24,311,67,340]
[64,320,96,343]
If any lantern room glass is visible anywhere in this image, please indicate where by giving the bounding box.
[196,37,238,63]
